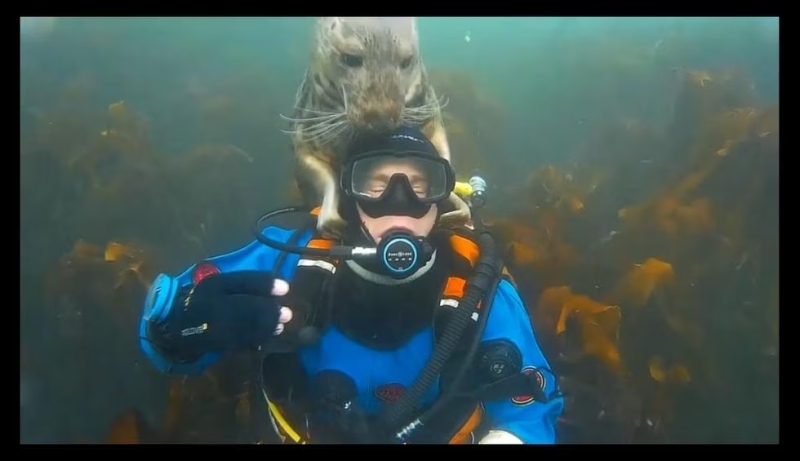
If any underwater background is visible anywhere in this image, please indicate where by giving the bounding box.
[20,16,779,444]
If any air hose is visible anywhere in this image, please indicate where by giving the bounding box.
[377,229,503,441]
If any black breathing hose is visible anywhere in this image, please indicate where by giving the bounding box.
[252,207,354,259]
[411,254,501,435]
[378,229,503,440]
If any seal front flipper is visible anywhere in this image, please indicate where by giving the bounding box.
[423,114,472,227]
[294,144,347,238]
[439,191,472,227]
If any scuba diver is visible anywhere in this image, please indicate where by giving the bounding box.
[138,125,564,444]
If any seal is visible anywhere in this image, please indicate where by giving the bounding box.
[282,16,471,238]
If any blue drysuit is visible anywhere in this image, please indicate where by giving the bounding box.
[139,225,563,443]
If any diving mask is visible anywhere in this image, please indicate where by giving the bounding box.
[341,149,456,219]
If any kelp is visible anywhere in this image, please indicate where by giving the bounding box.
[490,66,778,443]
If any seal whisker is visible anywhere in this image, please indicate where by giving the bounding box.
[297,120,351,145]
[401,100,441,124]
[293,72,308,109]
[297,107,339,116]
[302,117,348,135]
[282,122,333,138]
[280,112,345,124]
[301,125,342,142]
[319,121,352,144]
[404,94,447,116]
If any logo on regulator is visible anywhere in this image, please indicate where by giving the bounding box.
[383,238,417,272]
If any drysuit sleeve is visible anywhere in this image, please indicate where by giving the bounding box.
[478,280,565,444]
[138,226,308,375]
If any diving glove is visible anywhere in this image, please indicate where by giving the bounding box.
[151,271,291,358]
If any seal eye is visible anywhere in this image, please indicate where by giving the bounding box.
[400,57,413,69]
[341,53,363,68]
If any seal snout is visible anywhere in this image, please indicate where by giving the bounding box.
[354,95,403,132]
[361,106,401,131]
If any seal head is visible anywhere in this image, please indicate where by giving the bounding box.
[313,17,424,133]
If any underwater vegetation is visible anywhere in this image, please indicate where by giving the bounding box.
[20,54,777,443]
[489,67,778,443]
[20,74,291,443]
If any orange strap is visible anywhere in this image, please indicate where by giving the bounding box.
[306,238,334,249]
[448,405,484,444]
[442,276,467,299]
[449,234,479,267]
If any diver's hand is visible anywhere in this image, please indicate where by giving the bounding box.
[179,271,293,351]
[478,430,523,444]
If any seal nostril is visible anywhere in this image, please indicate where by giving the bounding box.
[365,104,401,128]
[363,111,379,124]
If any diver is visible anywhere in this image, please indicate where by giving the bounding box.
[138,125,564,444]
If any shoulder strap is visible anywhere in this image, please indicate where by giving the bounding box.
[280,208,341,338]
[432,227,480,342]
[433,226,516,341]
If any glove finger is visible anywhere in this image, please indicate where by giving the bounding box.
[278,306,293,324]
[272,279,290,297]
[196,271,277,298]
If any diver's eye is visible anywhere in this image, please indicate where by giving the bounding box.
[400,57,413,70]
[342,54,363,68]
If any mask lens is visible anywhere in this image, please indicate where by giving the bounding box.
[349,151,451,204]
